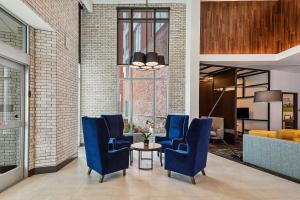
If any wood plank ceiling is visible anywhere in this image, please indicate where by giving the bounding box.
[201,0,300,54]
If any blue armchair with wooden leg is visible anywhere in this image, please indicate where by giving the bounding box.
[102,114,133,149]
[155,115,189,152]
[165,118,212,184]
[82,117,129,183]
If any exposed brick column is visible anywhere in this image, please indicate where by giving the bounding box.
[33,30,58,167]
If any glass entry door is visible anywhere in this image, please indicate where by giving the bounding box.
[0,57,25,191]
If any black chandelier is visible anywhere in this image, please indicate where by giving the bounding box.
[130,52,165,71]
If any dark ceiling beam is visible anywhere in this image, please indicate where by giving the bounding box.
[200,62,270,73]
[210,67,229,75]
[238,71,268,78]
[237,70,256,76]
[200,66,212,71]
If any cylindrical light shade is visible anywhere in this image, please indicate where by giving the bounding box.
[154,55,165,69]
[254,90,282,102]
[132,52,145,66]
[146,52,158,66]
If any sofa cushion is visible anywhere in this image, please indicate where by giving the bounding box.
[268,131,277,138]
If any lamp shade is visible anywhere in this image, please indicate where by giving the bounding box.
[254,90,282,102]
[146,52,158,66]
[154,55,165,69]
[132,52,145,66]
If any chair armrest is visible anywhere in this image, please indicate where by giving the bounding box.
[155,136,168,143]
[178,143,188,151]
[109,138,116,150]
[107,147,129,169]
[165,148,188,168]
[171,138,185,149]
[108,147,129,158]
[120,135,133,144]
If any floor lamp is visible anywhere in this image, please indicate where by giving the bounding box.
[208,86,242,160]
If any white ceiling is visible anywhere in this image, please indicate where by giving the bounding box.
[200,45,300,73]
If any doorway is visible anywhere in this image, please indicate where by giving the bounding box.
[282,92,298,129]
[0,57,25,191]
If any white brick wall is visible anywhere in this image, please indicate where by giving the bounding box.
[80,4,186,143]
[23,0,79,169]
[34,30,58,167]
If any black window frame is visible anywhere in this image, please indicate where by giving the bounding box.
[117,7,170,66]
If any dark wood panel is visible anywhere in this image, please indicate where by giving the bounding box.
[201,0,300,54]
[199,80,213,117]
[199,69,237,130]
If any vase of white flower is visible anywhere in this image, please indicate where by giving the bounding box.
[143,120,154,146]
[143,132,152,146]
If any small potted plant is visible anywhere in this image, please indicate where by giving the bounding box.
[143,120,153,146]
[142,132,152,146]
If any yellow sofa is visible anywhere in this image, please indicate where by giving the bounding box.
[249,129,300,142]
[249,130,277,138]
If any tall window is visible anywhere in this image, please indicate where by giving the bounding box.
[117,8,169,135]
[117,8,169,65]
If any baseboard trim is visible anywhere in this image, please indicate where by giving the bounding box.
[243,162,300,184]
[0,165,17,173]
[28,154,77,177]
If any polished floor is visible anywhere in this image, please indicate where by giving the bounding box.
[0,148,299,200]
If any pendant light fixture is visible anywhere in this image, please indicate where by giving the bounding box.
[130,0,166,71]
[132,52,145,67]
[145,52,158,67]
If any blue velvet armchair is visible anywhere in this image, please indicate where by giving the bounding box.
[82,117,129,183]
[155,115,189,151]
[101,114,133,149]
[164,118,212,184]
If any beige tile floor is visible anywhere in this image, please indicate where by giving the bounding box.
[0,148,299,200]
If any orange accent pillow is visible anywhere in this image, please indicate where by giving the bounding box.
[278,129,300,140]
[292,138,300,142]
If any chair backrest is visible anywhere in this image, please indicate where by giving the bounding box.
[165,115,189,139]
[82,117,109,173]
[211,117,224,132]
[186,118,212,172]
[102,114,124,138]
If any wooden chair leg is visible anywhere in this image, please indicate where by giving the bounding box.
[167,171,171,177]
[130,151,133,166]
[191,177,196,184]
[123,169,126,176]
[99,175,105,183]
[88,168,92,175]
[201,169,206,176]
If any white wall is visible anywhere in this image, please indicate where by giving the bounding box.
[185,0,200,120]
[270,70,300,130]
